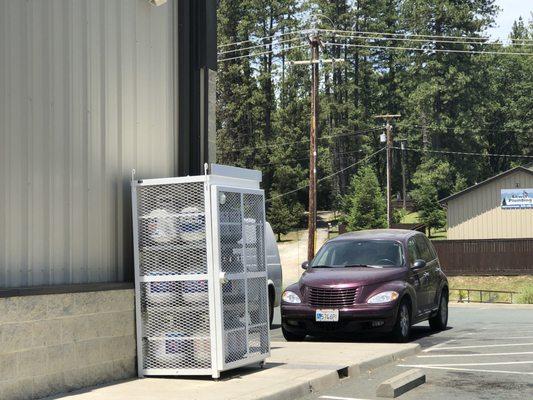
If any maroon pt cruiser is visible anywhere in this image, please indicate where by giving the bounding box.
[281,229,449,342]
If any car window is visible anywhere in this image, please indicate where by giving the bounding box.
[311,240,405,268]
[426,238,438,260]
[414,235,433,262]
[407,238,418,265]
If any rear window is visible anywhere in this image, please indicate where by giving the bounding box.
[311,240,405,268]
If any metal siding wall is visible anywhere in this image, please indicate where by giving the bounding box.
[0,0,176,288]
[447,171,533,239]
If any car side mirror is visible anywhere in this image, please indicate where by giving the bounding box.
[412,259,426,270]
[301,261,309,270]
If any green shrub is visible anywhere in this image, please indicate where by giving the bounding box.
[392,208,407,224]
[518,286,533,304]
[458,290,468,302]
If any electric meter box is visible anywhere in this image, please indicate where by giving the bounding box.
[131,164,270,378]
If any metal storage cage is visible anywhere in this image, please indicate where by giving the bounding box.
[131,165,270,378]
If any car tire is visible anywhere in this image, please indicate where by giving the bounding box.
[268,292,274,328]
[429,291,448,331]
[282,326,306,342]
[391,300,411,343]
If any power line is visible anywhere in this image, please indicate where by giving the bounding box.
[219,28,533,53]
[406,124,533,135]
[394,146,533,159]
[317,28,533,43]
[218,36,302,56]
[218,44,309,62]
[218,29,311,49]
[256,147,373,167]
[267,147,386,203]
[323,42,533,57]
[321,32,533,47]
[219,127,382,154]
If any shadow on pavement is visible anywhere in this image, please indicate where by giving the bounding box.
[271,323,453,346]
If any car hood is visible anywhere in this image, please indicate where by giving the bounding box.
[299,267,406,289]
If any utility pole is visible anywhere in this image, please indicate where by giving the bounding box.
[400,139,407,210]
[308,36,319,262]
[374,114,401,228]
[291,36,343,261]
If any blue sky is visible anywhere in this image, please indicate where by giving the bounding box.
[487,0,532,40]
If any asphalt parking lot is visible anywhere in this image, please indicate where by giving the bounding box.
[272,304,533,400]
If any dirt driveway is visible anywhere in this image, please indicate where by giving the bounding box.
[278,227,329,288]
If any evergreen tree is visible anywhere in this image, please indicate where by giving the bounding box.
[267,194,304,241]
[410,158,454,236]
[343,166,387,231]
[217,1,532,226]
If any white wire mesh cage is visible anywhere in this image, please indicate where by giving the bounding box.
[131,173,269,378]
[133,181,212,374]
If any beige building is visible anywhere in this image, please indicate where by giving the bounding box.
[440,166,533,240]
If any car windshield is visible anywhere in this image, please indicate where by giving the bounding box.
[310,240,405,268]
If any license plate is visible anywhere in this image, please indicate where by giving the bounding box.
[315,309,339,322]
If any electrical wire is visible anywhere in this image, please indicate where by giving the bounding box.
[317,28,533,43]
[218,36,303,56]
[323,42,533,57]
[219,29,312,49]
[320,33,533,47]
[218,44,309,62]
[255,147,371,167]
[394,146,533,159]
[406,124,533,135]
[219,28,533,53]
[267,147,386,202]
[219,127,382,154]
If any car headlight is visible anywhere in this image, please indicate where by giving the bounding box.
[282,290,301,304]
[367,291,399,304]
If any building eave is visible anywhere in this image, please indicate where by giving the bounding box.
[439,166,533,205]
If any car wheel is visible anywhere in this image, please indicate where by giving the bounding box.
[282,326,306,342]
[429,291,448,331]
[268,292,274,328]
[391,300,411,343]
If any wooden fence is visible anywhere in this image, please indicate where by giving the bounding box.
[432,238,533,276]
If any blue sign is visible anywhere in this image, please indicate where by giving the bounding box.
[501,189,533,209]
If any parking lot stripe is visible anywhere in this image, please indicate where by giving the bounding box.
[319,396,370,400]
[403,361,533,367]
[421,339,456,353]
[423,342,533,351]
[397,365,533,376]
[418,351,533,358]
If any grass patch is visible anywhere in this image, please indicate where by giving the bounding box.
[429,228,447,240]
[401,211,420,224]
[448,275,533,304]
[518,287,533,304]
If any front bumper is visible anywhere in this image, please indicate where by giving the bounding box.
[281,302,398,335]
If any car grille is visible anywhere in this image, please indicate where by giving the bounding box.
[307,287,358,308]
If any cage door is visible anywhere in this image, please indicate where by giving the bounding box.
[212,187,270,369]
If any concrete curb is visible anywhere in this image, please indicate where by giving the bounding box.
[252,344,421,400]
[376,368,426,398]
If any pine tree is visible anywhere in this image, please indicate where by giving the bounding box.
[343,166,387,231]
[267,194,304,241]
[410,158,453,236]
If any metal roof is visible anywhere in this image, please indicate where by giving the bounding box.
[439,166,533,204]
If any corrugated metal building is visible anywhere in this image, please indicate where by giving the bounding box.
[0,1,216,398]
[440,166,533,239]
[0,0,216,288]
